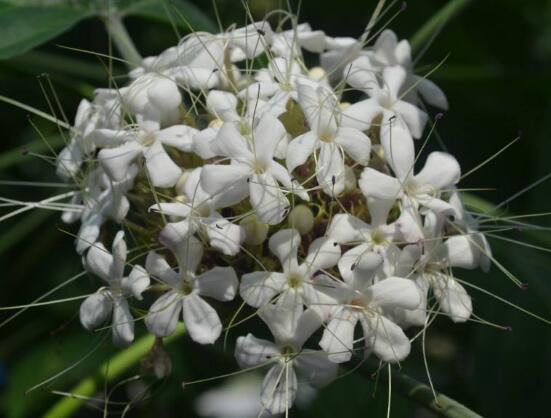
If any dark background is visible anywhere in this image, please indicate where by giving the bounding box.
[0,0,550,417]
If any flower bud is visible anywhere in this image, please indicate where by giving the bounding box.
[344,165,357,193]
[308,66,326,81]
[175,170,190,195]
[239,214,269,245]
[288,204,314,235]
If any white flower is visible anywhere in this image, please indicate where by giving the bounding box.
[343,63,428,138]
[73,166,137,254]
[360,124,461,242]
[93,120,196,188]
[80,231,150,346]
[414,211,479,323]
[145,235,238,344]
[318,252,421,363]
[270,22,327,59]
[286,83,371,196]
[150,167,245,256]
[201,113,300,224]
[235,303,336,415]
[240,228,340,317]
[366,29,448,110]
[120,73,182,125]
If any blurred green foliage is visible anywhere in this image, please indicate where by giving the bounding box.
[0,1,550,417]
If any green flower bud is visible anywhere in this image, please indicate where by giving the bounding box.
[239,214,269,245]
[288,204,314,235]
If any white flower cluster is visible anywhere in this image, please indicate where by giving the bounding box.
[57,21,492,415]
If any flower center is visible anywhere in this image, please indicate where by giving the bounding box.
[319,131,334,143]
[280,345,296,362]
[140,131,156,147]
[252,160,266,174]
[179,280,194,296]
[287,273,303,289]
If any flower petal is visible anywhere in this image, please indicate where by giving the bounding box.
[240,271,287,307]
[432,274,472,323]
[121,265,150,300]
[183,294,223,344]
[249,173,289,225]
[260,363,298,415]
[98,142,141,182]
[414,151,461,190]
[80,291,112,331]
[196,266,238,301]
[144,141,182,188]
[145,290,182,337]
[286,131,318,173]
[335,127,371,165]
[366,277,421,310]
[111,297,135,347]
[235,333,279,368]
[361,314,411,362]
[319,308,358,363]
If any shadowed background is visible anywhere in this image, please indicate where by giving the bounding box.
[0,1,550,417]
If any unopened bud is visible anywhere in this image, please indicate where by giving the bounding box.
[288,204,314,234]
[175,170,190,195]
[308,66,326,81]
[344,165,357,193]
[240,214,269,245]
[339,102,351,111]
[208,118,224,129]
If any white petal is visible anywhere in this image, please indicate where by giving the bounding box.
[359,167,401,201]
[380,124,414,182]
[327,213,368,244]
[260,363,297,415]
[335,127,371,165]
[294,349,338,387]
[76,213,102,254]
[206,90,238,120]
[235,334,279,368]
[382,65,406,99]
[182,294,223,344]
[316,142,345,196]
[240,271,287,307]
[111,230,127,279]
[319,308,358,363]
[396,199,424,243]
[144,141,182,188]
[304,237,341,271]
[215,122,253,162]
[98,143,141,182]
[416,76,449,110]
[414,151,461,190]
[205,216,244,256]
[149,202,192,218]
[393,100,428,139]
[249,173,289,225]
[362,314,411,362]
[156,125,197,152]
[286,131,318,173]
[366,277,421,310]
[147,78,181,114]
[339,248,383,291]
[432,274,472,322]
[200,164,250,208]
[111,297,135,347]
[86,242,115,282]
[145,251,181,289]
[145,290,182,337]
[121,265,150,300]
[269,228,301,270]
[343,56,377,90]
[80,291,112,331]
[258,301,301,344]
[196,266,238,301]
[292,308,323,348]
[252,113,287,164]
[297,84,338,137]
[341,98,382,131]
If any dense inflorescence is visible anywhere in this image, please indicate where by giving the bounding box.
[57,19,492,415]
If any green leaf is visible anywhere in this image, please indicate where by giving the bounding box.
[0,2,93,60]
[411,0,473,54]
[122,0,217,33]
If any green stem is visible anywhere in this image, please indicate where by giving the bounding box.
[411,0,473,54]
[359,360,483,418]
[43,324,185,418]
[102,13,142,69]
